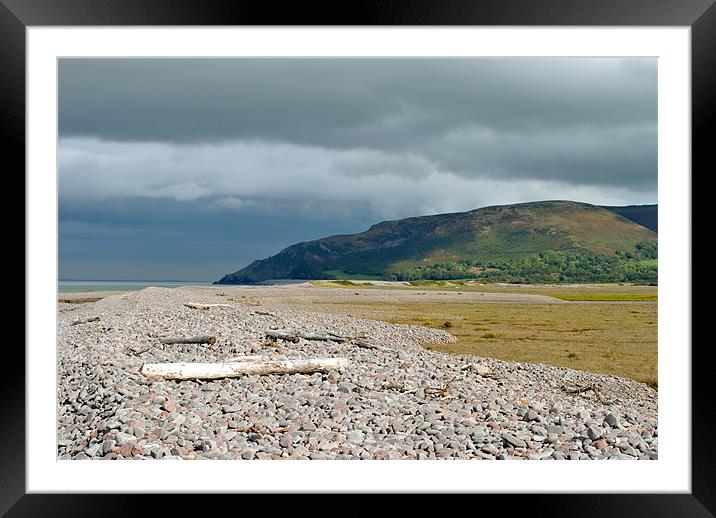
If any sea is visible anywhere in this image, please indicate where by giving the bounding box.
[57,280,213,293]
[57,278,311,293]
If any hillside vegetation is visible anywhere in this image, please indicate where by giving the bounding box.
[216,200,657,285]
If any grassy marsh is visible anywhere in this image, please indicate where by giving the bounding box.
[310,279,657,302]
[307,287,657,386]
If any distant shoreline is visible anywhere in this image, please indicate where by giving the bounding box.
[58,280,212,293]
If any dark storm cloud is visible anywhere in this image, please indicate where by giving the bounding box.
[59,58,657,188]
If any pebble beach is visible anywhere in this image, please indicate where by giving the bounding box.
[57,285,658,460]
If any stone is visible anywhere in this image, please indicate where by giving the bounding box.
[482,446,499,456]
[594,439,609,450]
[501,433,527,449]
[118,443,135,457]
[528,450,553,460]
[619,444,639,457]
[309,452,332,460]
[531,425,548,436]
[604,413,620,428]
[85,443,101,457]
[587,426,603,440]
[475,365,491,376]
[102,439,116,454]
[114,432,137,446]
[346,430,365,443]
[545,425,563,435]
[241,450,256,460]
[436,448,454,458]
[611,453,637,460]
[523,410,539,421]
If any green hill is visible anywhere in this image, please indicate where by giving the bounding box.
[216,200,658,285]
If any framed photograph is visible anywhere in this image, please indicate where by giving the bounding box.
[8,0,709,513]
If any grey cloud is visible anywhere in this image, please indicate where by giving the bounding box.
[430,122,657,187]
[59,137,656,226]
[59,58,656,143]
[330,149,437,179]
[59,58,656,188]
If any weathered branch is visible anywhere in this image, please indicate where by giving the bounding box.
[381,381,418,393]
[126,345,151,357]
[184,302,233,311]
[327,332,354,342]
[424,377,453,398]
[224,355,265,362]
[300,332,350,342]
[141,357,350,380]
[265,330,350,343]
[159,335,216,345]
[265,330,300,343]
[352,339,395,354]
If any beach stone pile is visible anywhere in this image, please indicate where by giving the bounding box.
[57,287,658,460]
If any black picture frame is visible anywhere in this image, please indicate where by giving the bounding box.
[6,0,709,514]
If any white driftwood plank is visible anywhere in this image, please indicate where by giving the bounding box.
[141,357,350,380]
[224,355,265,362]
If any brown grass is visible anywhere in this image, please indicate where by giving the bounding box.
[307,299,657,386]
[310,280,657,301]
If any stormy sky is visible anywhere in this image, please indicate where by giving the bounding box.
[59,58,657,281]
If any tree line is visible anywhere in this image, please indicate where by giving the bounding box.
[386,241,658,284]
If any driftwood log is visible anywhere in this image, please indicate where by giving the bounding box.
[141,357,350,380]
[297,332,347,342]
[224,355,265,362]
[327,332,353,343]
[184,302,233,311]
[265,330,300,343]
[265,329,396,354]
[159,335,216,345]
[352,340,395,354]
[71,316,100,326]
[265,330,354,344]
